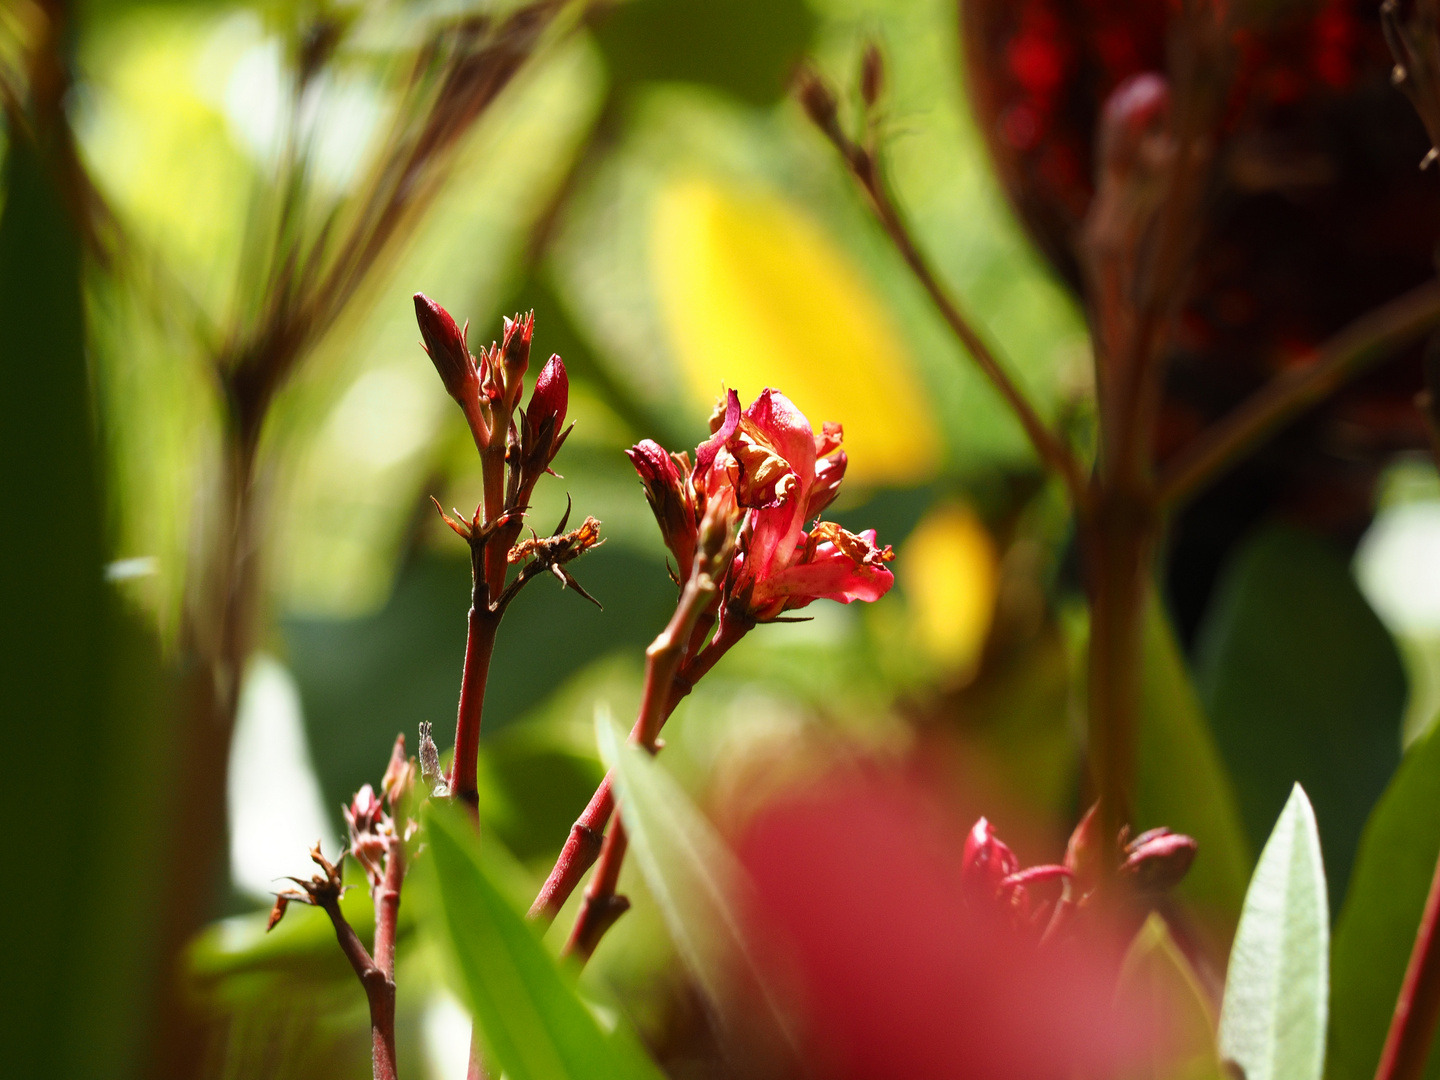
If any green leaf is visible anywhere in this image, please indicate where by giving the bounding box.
[1137,598,1254,925]
[1327,715,1440,1080]
[1197,524,1404,909]
[596,708,802,1062]
[1219,784,1329,1080]
[1118,914,1227,1080]
[424,803,663,1080]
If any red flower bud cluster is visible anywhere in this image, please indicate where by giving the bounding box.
[413,296,572,547]
[343,736,417,893]
[961,806,1198,940]
[413,295,569,475]
[627,388,895,626]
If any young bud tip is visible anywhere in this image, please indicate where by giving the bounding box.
[414,293,477,402]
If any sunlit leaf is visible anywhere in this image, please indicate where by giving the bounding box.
[1118,914,1227,1080]
[650,176,941,484]
[424,803,663,1080]
[596,708,802,1063]
[1219,784,1329,1080]
[1328,716,1440,1080]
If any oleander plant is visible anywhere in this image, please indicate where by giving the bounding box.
[15,2,1440,1080]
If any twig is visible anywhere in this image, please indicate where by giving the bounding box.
[558,520,739,961]
[1375,845,1440,1080]
[527,614,744,925]
[796,72,1088,508]
[1158,278,1440,507]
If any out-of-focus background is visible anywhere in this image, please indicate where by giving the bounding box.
[8,0,1440,1077]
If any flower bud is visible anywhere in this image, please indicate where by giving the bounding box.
[1119,828,1197,893]
[860,43,884,110]
[414,293,477,404]
[527,354,569,445]
[627,439,699,579]
[962,817,1020,906]
[344,783,388,887]
[500,311,533,407]
[381,733,414,810]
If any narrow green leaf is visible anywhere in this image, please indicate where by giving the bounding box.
[1118,914,1227,1080]
[424,804,663,1080]
[1219,784,1330,1080]
[1327,714,1440,1080]
[596,709,801,1061]
[1137,598,1253,924]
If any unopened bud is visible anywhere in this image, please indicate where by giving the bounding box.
[500,311,534,407]
[962,817,1020,905]
[381,734,414,810]
[796,68,840,137]
[1120,828,1197,893]
[627,439,699,580]
[527,354,569,446]
[1097,72,1170,177]
[414,294,477,404]
[860,44,884,110]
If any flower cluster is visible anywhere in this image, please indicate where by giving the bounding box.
[414,293,570,545]
[628,388,895,627]
[961,807,1197,938]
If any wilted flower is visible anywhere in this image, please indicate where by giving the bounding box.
[345,783,389,890]
[627,387,894,623]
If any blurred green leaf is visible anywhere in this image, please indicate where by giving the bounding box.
[1327,715,1440,1080]
[1219,784,1329,1080]
[1119,914,1227,1080]
[1196,524,1405,910]
[424,803,664,1080]
[597,709,801,1061]
[592,0,816,106]
[1137,599,1253,925]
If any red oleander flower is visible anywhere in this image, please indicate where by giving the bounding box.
[628,388,895,621]
[962,817,1071,929]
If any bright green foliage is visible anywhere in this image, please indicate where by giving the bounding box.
[424,803,664,1080]
[1219,784,1329,1080]
[1137,600,1253,925]
[1197,524,1404,908]
[597,710,800,1059]
[1328,716,1440,1080]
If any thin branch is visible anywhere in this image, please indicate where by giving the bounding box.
[797,73,1088,508]
[1375,844,1440,1080]
[1158,278,1440,507]
[527,613,746,925]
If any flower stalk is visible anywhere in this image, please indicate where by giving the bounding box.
[1375,846,1440,1080]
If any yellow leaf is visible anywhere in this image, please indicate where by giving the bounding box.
[899,503,997,678]
[650,176,940,484]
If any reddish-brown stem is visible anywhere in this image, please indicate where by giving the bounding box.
[800,97,1087,509]
[450,561,500,809]
[527,619,746,925]
[320,868,400,1080]
[1375,847,1440,1080]
[481,438,509,599]
[1159,278,1440,507]
[564,821,631,961]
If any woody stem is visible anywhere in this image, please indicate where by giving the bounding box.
[450,543,500,811]
[530,615,744,926]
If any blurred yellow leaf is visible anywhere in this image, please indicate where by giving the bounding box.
[650,176,940,483]
[900,503,997,678]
